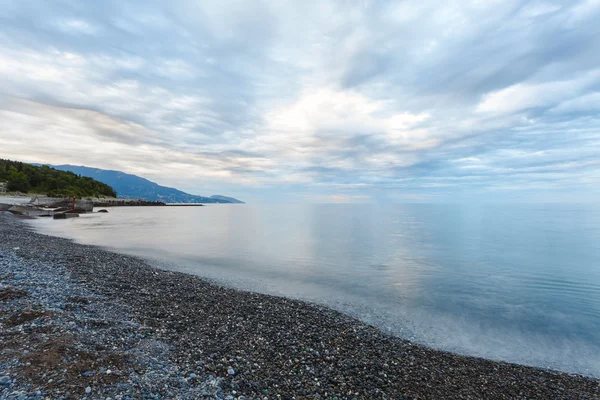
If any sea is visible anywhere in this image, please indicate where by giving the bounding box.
[28,203,600,377]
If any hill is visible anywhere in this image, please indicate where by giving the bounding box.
[209,195,244,204]
[0,159,116,198]
[49,165,244,204]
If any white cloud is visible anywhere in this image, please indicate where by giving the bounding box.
[54,19,99,35]
[262,87,431,150]
[567,0,600,24]
[476,71,600,115]
[0,97,259,185]
[551,92,600,113]
[0,0,599,201]
[519,2,562,18]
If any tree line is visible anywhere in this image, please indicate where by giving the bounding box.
[0,159,117,198]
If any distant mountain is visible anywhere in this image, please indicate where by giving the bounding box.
[46,165,244,204]
[209,195,244,204]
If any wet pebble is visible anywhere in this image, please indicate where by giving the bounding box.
[1,214,599,400]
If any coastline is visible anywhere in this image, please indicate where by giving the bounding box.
[1,215,599,399]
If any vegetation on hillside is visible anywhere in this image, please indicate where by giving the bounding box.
[52,164,244,203]
[0,159,117,198]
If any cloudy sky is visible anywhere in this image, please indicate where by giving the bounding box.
[1,0,599,203]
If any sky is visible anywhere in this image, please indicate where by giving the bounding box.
[1,0,599,203]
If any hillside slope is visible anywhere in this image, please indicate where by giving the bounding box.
[50,165,243,204]
[1,159,116,198]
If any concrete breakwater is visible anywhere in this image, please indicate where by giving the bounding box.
[92,199,166,207]
[0,197,167,217]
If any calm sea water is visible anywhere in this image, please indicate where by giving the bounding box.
[29,204,600,377]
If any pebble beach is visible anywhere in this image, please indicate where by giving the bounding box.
[1,214,599,399]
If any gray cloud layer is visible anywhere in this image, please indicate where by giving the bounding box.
[1,0,599,202]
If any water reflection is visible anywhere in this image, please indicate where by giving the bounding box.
[29,203,600,377]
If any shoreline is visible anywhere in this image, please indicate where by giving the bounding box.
[1,215,599,399]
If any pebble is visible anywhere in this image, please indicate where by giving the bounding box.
[1,214,599,400]
[0,376,11,385]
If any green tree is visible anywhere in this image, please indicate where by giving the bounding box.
[0,159,117,197]
[7,171,30,192]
